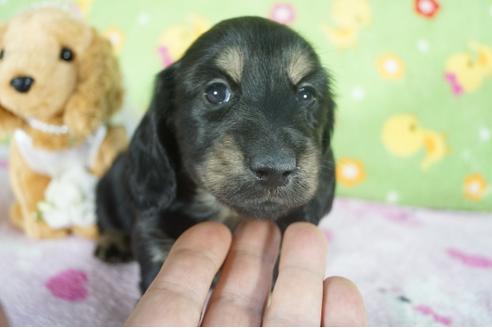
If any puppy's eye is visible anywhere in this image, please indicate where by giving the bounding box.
[60,47,75,62]
[204,82,231,105]
[297,86,316,105]
[0,49,4,60]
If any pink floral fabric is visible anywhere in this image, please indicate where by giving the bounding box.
[0,152,491,325]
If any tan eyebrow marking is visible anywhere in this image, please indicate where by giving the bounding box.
[287,47,314,85]
[215,47,244,83]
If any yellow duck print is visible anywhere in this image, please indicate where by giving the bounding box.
[382,114,448,171]
[323,0,371,49]
[103,27,125,54]
[445,42,492,94]
[75,0,95,17]
[158,15,210,65]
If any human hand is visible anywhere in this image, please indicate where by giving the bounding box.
[126,220,367,326]
[0,302,9,326]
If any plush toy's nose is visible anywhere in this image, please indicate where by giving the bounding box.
[10,76,35,93]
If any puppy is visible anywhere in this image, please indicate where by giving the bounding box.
[95,16,336,292]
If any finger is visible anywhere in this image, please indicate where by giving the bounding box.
[322,277,367,327]
[0,302,9,326]
[263,222,327,326]
[202,220,281,326]
[125,222,232,326]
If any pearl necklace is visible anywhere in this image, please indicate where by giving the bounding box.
[27,118,69,135]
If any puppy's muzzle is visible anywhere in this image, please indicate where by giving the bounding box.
[249,151,297,188]
[10,76,35,93]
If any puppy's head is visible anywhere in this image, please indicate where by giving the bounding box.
[131,17,335,219]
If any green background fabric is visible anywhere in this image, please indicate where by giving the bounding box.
[1,0,491,211]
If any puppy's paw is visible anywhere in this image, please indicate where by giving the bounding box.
[94,231,133,263]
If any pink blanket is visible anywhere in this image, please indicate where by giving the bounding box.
[0,155,491,326]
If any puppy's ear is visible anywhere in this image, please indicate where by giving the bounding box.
[321,89,336,152]
[127,64,179,213]
[64,29,123,139]
[321,89,336,213]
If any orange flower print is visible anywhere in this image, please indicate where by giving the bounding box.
[377,54,405,80]
[463,173,488,201]
[336,158,366,187]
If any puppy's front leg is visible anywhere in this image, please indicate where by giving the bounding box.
[132,216,175,293]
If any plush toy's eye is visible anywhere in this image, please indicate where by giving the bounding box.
[0,49,4,60]
[296,86,316,105]
[204,81,231,105]
[60,47,75,62]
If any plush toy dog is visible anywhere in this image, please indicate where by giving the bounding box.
[0,8,127,239]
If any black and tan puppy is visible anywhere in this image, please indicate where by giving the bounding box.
[95,16,336,292]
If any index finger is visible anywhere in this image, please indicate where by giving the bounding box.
[125,222,232,326]
[263,222,328,326]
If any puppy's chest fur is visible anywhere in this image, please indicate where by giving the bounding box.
[175,187,241,229]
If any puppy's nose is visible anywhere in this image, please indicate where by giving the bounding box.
[10,76,35,93]
[250,154,296,188]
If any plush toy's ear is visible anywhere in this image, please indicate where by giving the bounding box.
[0,23,5,43]
[0,23,7,118]
[0,23,26,137]
[64,29,123,139]
[0,24,6,110]
[127,64,180,213]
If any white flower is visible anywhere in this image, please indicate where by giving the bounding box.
[38,166,97,229]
